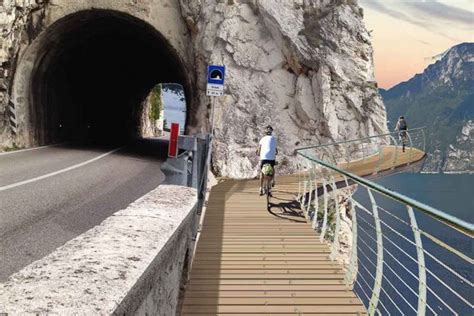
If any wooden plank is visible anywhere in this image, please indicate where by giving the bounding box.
[190,269,342,274]
[185,284,351,292]
[183,297,362,305]
[183,290,357,298]
[180,150,422,314]
[181,305,367,313]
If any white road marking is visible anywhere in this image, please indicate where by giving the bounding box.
[0,143,67,156]
[0,146,125,192]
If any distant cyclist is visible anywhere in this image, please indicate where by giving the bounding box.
[395,116,408,152]
[257,125,278,196]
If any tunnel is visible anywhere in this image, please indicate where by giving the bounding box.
[27,9,189,144]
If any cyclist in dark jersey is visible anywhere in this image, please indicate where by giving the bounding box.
[395,116,408,152]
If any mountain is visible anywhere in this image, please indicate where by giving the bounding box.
[381,42,474,173]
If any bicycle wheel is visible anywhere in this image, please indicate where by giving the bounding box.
[266,177,272,204]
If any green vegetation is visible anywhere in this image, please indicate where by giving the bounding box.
[2,143,24,152]
[149,84,162,122]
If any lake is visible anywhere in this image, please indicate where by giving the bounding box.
[351,173,472,315]
[373,173,473,223]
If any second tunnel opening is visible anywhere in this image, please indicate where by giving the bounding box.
[29,9,189,145]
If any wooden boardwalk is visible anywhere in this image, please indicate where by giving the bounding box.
[181,147,425,315]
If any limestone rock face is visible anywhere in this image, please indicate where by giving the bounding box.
[444,120,473,173]
[1,0,388,178]
[0,1,47,148]
[181,0,387,178]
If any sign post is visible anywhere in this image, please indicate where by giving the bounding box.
[198,65,226,198]
[206,65,225,97]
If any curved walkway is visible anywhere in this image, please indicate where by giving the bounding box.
[182,146,426,315]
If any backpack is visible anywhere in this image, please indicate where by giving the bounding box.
[261,163,274,176]
[399,119,407,130]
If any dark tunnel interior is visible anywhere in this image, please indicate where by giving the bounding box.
[30,10,188,145]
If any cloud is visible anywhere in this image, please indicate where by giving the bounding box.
[405,1,473,26]
[359,0,470,41]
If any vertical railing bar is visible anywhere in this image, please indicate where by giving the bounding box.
[373,139,385,174]
[320,177,329,242]
[408,206,427,316]
[361,140,366,165]
[297,162,302,202]
[305,165,314,219]
[329,176,341,260]
[407,131,413,165]
[345,144,351,170]
[421,129,426,153]
[357,250,406,316]
[367,189,383,315]
[311,167,319,230]
[301,165,308,210]
[388,135,398,169]
[344,181,358,287]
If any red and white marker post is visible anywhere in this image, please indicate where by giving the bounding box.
[168,123,180,158]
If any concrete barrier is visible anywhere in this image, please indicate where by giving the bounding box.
[0,185,197,315]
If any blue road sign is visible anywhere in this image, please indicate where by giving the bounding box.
[207,65,225,85]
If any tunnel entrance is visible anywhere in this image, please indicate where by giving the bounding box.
[24,10,189,145]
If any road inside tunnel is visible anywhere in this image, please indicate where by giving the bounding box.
[29,10,189,145]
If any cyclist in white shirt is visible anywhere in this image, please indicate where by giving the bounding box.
[256,125,278,195]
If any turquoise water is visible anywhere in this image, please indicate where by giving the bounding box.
[373,173,473,223]
[352,173,472,314]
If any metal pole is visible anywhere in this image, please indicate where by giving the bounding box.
[368,189,383,315]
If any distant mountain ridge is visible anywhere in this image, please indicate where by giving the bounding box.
[381,42,473,173]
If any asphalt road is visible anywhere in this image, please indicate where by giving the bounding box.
[0,139,168,281]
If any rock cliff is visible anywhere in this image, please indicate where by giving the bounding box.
[0,0,47,148]
[181,0,387,177]
[1,0,388,177]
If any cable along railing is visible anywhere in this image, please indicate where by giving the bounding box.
[295,128,473,315]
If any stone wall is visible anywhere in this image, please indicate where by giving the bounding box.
[0,185,198,314]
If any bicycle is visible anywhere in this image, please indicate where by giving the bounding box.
[261,163,275,203]
[399,130,408,152]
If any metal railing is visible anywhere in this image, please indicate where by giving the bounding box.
[295,128,473,315]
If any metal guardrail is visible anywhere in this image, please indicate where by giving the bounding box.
[295,128,473,315]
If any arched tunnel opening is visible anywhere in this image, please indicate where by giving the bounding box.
[27,10,189,145]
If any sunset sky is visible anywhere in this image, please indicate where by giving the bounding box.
[359,0,474,89]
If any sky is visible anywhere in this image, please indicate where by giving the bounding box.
[163,88,186,133]
[359,0,474,89]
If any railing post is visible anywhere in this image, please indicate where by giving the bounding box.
[312,175,319,230]
[421,128,427,153]
[345,193,358,287]
[302,165,308,210]
[388,135,398,169]
[407,131,414,165]
[367,189,383,315]
[408,206,427,316]
[297,162,302,202]
[329,177,341,260]
[305,164,314,219]
[373,140,384,175]
[320,177,329,242]
[361,141,367,165]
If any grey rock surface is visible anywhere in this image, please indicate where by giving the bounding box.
[182,0,387,177]
[1,0,388,178]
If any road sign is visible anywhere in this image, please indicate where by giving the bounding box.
[168,123,180,158]
[207,65,225,97]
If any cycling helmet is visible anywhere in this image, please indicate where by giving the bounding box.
[265,125,273,135]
